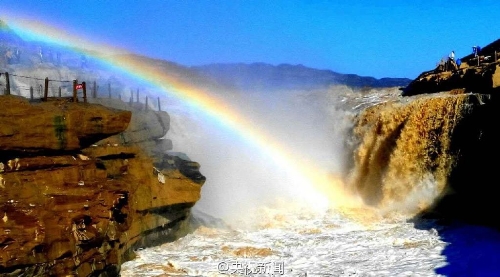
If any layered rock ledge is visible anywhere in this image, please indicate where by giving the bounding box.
[0,96,204,276]
[402,39,500,97]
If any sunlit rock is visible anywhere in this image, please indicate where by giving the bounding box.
[0,95,204,276]
[0,95,131,152]
[402,39,500,97]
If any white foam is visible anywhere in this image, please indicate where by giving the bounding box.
[121,208,448,276]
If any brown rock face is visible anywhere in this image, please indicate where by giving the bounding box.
[401,62,500,96]
[0,95,131,153]
[402,39,500,97]
[0,96,204,276]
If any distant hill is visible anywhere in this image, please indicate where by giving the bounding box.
[0,18,410,94]
[192,63,412,92]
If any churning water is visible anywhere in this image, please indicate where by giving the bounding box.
[121,204,447,276]
[121,86,500,276]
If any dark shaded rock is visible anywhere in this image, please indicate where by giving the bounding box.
[154,154,207,185]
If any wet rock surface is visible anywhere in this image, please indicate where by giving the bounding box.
[0,95,204,276]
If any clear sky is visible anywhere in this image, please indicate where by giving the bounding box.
[1,0,500,79]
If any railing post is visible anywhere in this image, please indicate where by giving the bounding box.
[82,81,87,103]
[145,96,148,111]
[5,72,10,95]
[30,86,33,100]
[108,83,111,98]
[44,77,49,101]
[158,97,161,111]
[59,86,62,97]
[136,89,139,103]
[73,80,77,102]
[93,81,97,98]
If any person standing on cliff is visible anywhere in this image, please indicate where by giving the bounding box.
[448,51,458,71]
[4,48,13,64]
[473,46,481,57]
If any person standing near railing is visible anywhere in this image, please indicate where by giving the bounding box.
[38,46,43,63]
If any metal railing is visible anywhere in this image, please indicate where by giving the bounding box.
[1,72,163,111]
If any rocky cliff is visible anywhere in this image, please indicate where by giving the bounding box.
[402,39,500,97]
[0,96,205,276]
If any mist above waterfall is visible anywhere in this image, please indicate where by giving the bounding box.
[165,86,359,223]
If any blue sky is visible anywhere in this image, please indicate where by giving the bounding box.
[1,0,500,79]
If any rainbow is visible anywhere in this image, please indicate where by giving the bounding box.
[3,14,362,209]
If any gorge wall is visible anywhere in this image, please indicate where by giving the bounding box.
[0,95,205,276]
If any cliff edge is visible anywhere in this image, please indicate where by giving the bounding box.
[402,39,500,97]
[0,96,205,276]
